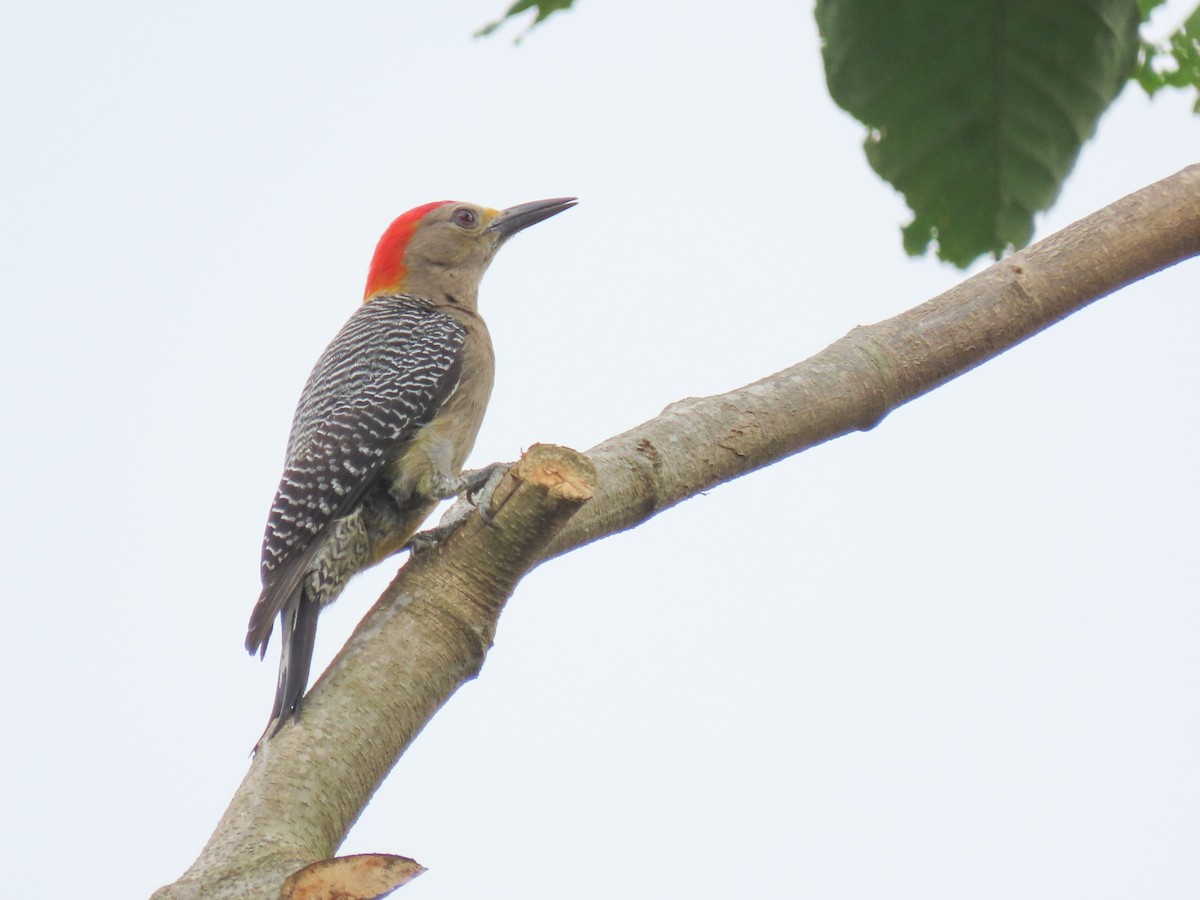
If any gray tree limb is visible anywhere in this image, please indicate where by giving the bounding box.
[154,165,1200,899]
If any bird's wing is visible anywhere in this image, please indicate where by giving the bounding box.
[245,296,466,655]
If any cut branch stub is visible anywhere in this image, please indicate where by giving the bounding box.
[280,853,425,899]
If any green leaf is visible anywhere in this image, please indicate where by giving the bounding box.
[816,0,1140,267]
[1137,0,1169,19]
[1134,5,1200,109]
[477,0,577,40]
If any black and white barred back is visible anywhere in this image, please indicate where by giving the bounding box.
[247,295,466,657]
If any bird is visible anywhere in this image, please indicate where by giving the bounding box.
[246,197,576,739]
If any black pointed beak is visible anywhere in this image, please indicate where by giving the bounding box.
[488,197,577,240]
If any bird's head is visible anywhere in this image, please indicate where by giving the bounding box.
[363,197,577,307]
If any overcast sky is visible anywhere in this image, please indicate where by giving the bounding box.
[3,1,1199,897]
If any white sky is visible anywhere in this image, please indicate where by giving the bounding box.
[3,1,1198,897]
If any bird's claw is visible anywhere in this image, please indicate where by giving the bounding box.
[467,463,510,527]
[405,527,445,556]
[411,462,511,553]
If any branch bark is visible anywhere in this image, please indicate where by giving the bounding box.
[542,164,1200,561]
[155,165,1200,899]
[155,445,597,899]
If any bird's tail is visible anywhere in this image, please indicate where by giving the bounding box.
[254,586,319,749]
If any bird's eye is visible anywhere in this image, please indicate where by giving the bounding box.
[452,208,478,229]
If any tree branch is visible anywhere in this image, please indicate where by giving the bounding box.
[155,165,1200,899]
[155,445,597,899]
[542,164,1200,560]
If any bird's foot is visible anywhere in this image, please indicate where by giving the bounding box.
[406,501,474,554]
[411,462,512,552]
[466,463,510,526]
[442,461,508,497]
[433,462,511,518]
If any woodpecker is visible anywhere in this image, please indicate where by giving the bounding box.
[247,197,576,737]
